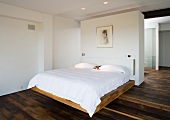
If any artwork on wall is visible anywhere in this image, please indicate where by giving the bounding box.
[96,25,113,48]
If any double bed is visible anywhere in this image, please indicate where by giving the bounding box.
[28,63,134,117]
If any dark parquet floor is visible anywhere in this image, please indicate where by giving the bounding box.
[0,67,170,120]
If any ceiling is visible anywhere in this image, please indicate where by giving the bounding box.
[145,16,170,25]
[0,0,170,21]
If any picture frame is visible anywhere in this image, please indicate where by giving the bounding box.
[96,25,113,48]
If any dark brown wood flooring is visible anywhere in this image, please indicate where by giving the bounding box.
[0,67,170,120]
[107,67,170,120]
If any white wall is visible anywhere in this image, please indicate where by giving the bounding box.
[0,3,53,96]
[0,3,43,22]
[53,16,80,68]
[159,30,170,67]
[43,14,53,71]
[159,23,170,67]
[138,12,144,85]
[81,11,144,85]
[152,29,156,68]
[0,16,40,95]
[0,3,53,71]
[160,23,170,31]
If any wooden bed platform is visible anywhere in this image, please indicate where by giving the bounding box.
[31,80,134,114]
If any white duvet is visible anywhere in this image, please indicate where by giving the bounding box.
[28,68,129,117]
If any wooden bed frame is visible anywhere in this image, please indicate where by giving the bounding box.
[31,80,134,114]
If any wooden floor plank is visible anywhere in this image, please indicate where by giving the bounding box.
[103,107,142,120]
[107,67,170,119]
[107,102,169,120]
[0,67,170,119]
[124,90,170,106]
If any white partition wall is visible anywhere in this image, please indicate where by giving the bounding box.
[81,11,144,85]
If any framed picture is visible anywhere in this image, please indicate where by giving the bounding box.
[96,25,113,48]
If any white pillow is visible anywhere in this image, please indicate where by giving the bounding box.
[74,63,97,69]
[99,65,130,74]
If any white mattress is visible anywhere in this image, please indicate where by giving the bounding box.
[28,68,129,117]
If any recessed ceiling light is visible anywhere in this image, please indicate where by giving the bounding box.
[81,8,85,10]
[103,2,108,5]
